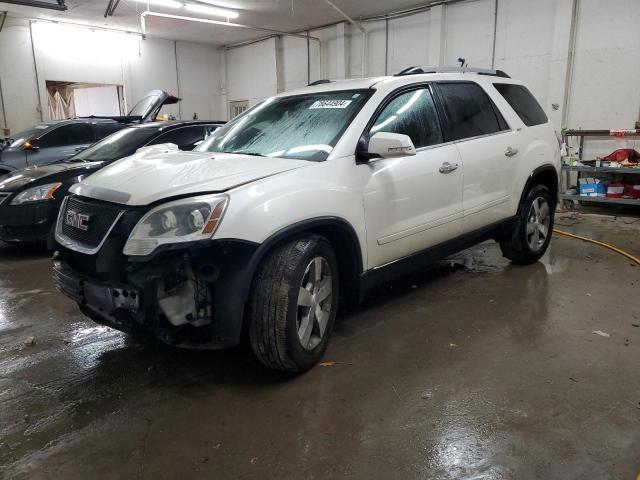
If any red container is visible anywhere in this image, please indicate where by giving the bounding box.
[623,184,640,199]
[607,183,624,198]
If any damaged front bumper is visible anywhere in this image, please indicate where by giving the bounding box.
[53,240,259,349]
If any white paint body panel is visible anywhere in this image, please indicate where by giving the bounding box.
[78,149,310,206]
[360,144,463,267]
[72,72,559,271]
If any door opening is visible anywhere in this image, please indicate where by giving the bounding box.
[45,81,124,120]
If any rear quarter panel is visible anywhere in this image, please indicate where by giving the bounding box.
[483,79,560,214]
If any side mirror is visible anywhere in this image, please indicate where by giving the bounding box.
[367,132,416,159]
[23,139,40,152]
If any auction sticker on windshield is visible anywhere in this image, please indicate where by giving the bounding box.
[309,100,352,109]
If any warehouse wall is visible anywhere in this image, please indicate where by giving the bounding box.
[2,0,639,135]
[225,37,278,107]
[224,0,640,134]
[0,19,41,135]
[0,17,226,134]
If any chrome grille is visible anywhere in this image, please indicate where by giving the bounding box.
[55,195,124,255]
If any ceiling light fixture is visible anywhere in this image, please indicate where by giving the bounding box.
[143,0,182,8]
[140,10,318,41]
[184,3,239,18]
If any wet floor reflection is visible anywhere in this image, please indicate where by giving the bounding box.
[1,214,639,479]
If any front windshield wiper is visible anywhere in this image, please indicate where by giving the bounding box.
[219,151,266,157]
[62,158,88,163]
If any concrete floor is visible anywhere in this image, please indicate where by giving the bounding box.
[1,213,639,479]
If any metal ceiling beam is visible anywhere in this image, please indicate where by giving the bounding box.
[323,0,364,33]
[103,0,113,18]
[0,0,67,10]
[109,0,120,16]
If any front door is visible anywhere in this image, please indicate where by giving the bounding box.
[360,86,464,269]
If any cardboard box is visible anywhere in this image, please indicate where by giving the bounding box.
[579,178,607,197]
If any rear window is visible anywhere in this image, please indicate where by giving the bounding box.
[494,83,548,127]
[437,82,508,141]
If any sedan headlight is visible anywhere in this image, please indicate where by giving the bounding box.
[123,194,229,256]
[10,182,62,205]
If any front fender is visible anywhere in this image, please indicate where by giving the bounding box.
[213,159,367,266]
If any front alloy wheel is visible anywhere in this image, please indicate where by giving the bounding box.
[297,256,333,351]
[248,235,339,372]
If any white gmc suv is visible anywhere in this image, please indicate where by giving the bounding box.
[53,67,560,372]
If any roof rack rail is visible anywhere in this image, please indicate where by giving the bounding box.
[394,66,510,78]
[308,79,333,86]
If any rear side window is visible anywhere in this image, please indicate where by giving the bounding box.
[369,87,443,148]
[494,83,548,126]
[437,82,507,141]
[39,123,94,147]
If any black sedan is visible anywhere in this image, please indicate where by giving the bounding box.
[0,120,223,246]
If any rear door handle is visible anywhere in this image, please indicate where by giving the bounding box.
[439,162,459,174]
[505,147,518,157]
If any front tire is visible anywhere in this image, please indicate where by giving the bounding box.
[500,184,555,265]
[248,235,339,373]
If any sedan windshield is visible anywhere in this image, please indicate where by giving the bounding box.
[69,127,158,163]
[196,89,371,161]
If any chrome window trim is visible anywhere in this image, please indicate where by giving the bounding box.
[450,128,515,145]
[54,196,125,255]
[412,129,514,154]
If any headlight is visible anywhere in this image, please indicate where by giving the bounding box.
[10,182,62,205]
[123,194,229,256]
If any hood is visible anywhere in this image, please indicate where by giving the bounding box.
[0,161,102,192]
[71,147,310,206]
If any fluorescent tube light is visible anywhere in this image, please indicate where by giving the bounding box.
[184,3,239,18]
[144,0,182,8]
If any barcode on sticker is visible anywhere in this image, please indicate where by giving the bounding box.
[309,100,352,109]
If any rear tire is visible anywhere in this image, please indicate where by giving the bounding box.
[248,235,339,373]
[500,184,555,265]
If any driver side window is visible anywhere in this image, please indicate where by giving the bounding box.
[369,87,443,149]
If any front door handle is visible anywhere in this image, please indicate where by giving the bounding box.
[439,162,459,174]
[505,146,518,157]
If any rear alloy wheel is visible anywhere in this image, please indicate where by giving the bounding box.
[248,235,339,372]
[500,184,555,264]
[526,196,551,252]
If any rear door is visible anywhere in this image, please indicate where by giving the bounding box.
[434,81,519,232]
[361,85,464,268]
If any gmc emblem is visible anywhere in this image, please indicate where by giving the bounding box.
[65,210,90,231]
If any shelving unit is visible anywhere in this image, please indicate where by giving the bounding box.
[561,129,640,207]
